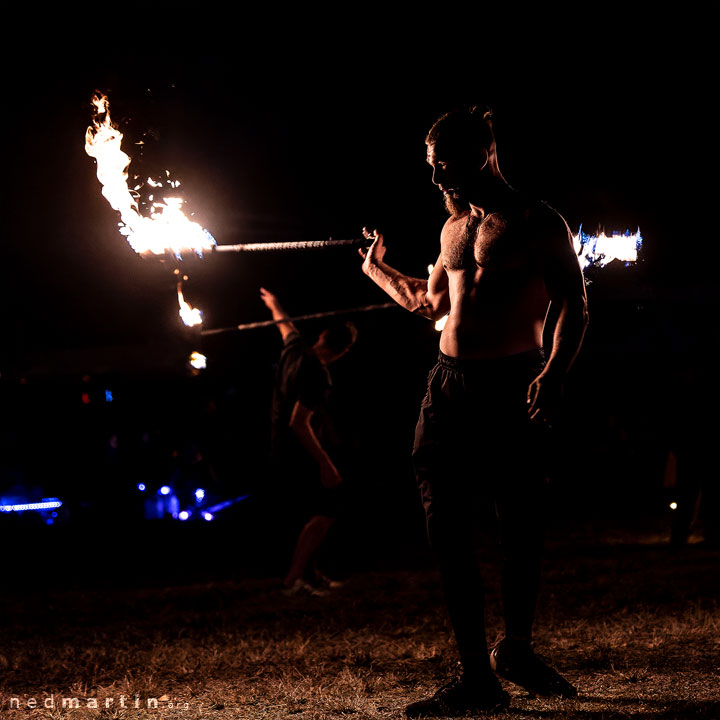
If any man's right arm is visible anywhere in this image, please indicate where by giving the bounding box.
[359,228,450,321]
[527,208,589,424]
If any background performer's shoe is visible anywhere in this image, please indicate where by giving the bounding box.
[404,672,510,717]
[281,579,328,597]
[314,570,344,589]
[490,639,577,698]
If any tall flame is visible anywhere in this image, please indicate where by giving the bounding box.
[85,93,216,257]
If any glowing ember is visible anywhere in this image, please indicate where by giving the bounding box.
[177,283,203,327]
[85,93,215,257]
[572,227,642,269]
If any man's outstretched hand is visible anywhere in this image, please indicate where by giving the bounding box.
[359,227,386,275]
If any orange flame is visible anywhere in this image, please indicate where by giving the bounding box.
[85,93,215,257]
[189,351,207,370]
[177,283,203,327]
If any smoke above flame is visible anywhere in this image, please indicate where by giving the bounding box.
[85,93,215,257]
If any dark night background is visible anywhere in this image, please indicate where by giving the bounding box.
[2,24,717,578]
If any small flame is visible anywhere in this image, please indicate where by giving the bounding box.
[190,351,207,370]
[177,283,203,326]
[572,227,642,269]
[85,93,216,257]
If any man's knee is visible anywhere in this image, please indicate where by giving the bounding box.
[426,513,474,560]
[498,527,544,567]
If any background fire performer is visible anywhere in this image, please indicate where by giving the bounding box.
[260,287,358,596]
[359,106,589,716]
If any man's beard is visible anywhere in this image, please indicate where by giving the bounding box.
[443,189,468,217]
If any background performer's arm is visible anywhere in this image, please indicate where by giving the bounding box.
[260,287,298,341]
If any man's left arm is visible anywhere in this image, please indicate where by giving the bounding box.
[528,211,589,424]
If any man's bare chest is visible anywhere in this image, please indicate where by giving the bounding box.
[442,213,533,272]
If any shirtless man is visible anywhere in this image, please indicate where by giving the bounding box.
[359,106,588,716]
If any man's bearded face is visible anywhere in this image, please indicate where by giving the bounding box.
[426,140,486,217]
[442,187,468,217]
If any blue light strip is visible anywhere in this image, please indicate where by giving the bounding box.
[0,499,63,513]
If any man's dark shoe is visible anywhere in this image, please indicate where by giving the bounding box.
[404,672,510,717]
[490,638,577,698]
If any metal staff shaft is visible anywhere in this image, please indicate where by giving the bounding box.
[201,302,397,336]
[213,238,366,253]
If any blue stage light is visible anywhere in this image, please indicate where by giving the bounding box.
[178,510,191,521]
[159,486,172,496]
[194,488,205,502]
[137,483,147,492]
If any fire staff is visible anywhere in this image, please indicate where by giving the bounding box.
[359,106,589,716]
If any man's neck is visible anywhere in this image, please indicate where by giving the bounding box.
[468,176,513,218]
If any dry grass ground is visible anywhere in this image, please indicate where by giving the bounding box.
[1,516,718,720]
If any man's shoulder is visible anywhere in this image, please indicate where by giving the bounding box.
[441,212,469,229]
[510,198,571,249]
[281,336,326,380]
[283,329,304,346]
[526,198,569,231]
[277,332,308,377]
[280,330,306,357]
